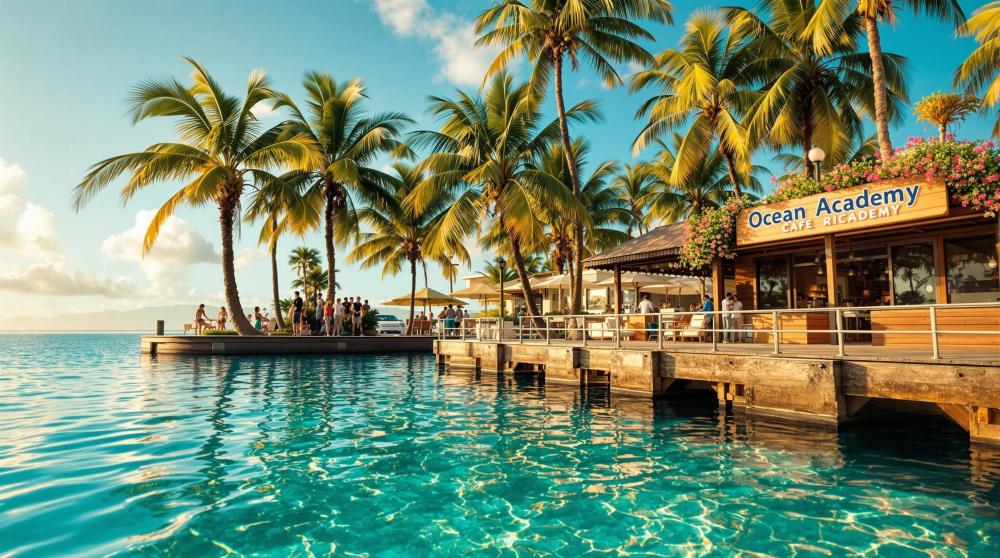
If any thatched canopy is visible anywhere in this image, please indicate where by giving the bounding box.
[583,222,712,277]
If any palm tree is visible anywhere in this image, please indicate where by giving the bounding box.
[631,10,759,195]
[73,57,320,335]
[955,2,1000,139]
[288,246,320,300]
[913,92,981,141]
[641,133,765,223]
[292,265,338,300]
[727,0,908,175]
[245,172,318,329]
[481,261,517,286]
[810,0,964,158]
[348,163,466,334]
[610,163,656,236]
[773,133,879,176]
[271,73,413,304]
[475,0,673,316]
[407,73,588,321]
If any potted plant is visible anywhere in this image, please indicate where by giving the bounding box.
[362,308,380,336]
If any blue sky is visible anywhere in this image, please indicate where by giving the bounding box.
[0,0,992,321]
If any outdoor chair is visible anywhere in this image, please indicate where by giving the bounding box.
[183,323,195,335]
[676,313,706,341]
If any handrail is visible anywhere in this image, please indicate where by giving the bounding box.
[435,301,1000,360]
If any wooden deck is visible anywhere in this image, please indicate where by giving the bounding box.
[141,335,435,356]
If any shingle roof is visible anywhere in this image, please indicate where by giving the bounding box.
[583,222,689,269]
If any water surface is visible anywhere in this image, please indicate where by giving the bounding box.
[1,334,998,556]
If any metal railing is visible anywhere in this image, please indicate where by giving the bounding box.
[433,301,1000,360]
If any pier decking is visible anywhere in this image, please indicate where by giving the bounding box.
[141,335,434,356]
[434,338,1000,445]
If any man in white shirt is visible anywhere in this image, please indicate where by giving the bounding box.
[637,293,656,314]
[731,294,744,343]
[721,293,734,343]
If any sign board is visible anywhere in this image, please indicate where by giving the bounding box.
[736,178,950,246]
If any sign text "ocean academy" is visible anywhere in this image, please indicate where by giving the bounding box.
[747,184,921,233]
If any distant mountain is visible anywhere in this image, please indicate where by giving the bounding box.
[1,304,216,332]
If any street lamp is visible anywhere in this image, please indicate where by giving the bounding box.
[496,256,507,320]
[808,147,826,181]
[448,258,458,293]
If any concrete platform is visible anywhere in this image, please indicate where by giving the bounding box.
[142,335,434,356]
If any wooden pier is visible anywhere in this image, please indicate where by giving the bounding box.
[141,335,434,356]
[434,339,1000,445]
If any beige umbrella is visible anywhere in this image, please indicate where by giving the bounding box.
[450,283,500,313]
[384,287,467,307]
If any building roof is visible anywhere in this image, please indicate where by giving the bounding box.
[584,222,689,270]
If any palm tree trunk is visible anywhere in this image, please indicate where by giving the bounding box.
[509,235,545,332]
[721,146,743,197]
[939,124,947,143]
[324,182,336,302]
[802,92,815,178]
[219,200,256,335]
[406,257,416,335]
[864,14,893,160]
[270,241,285,329]
[552,51,585,316]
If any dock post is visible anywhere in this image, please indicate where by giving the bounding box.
[835,309,845,357]
[772,311,780,354]
[929,306,940,359]
[155,320,164,336]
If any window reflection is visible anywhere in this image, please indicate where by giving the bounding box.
[946,235,1000,303]
[757,257,789,309]
[891,243,937,305]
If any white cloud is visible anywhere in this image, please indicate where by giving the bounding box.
[371,0,501,86]
[101,210,219,298]
[250,100,277,119]
[235,246,268,270]
[0,158,61,260]
[0,264,135,298]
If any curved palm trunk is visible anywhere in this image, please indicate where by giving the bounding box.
[801,91,815,178]
[720,146,743,197]
[509,235,545,333]
[324,183,337,302]
[864,15,893,160]
[552,51,585,316]
[219,200,256,335]
[406,258,416,335]
[939,124,947,143]
[270,241,286,329]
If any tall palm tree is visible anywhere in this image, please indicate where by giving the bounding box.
[481,261,518,286]
[727,0,908,175]
[407,73,588,321]
[475,0,673,316]
[642,133,764,223]
[773,133,878,176]
[292,265,339,300]
[348,163,466,334]
[245,172,318,329]
[288,246,320,301]
[73,57,320,335]
[271,73,413,304]
[811,0,964,158]
[610,163,657,236]
[632,10,760,195]
[955,2,1000,139]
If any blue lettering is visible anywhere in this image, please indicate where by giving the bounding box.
[817,198,832,216]
[870,192,882,205]
[905,184,920,206]
[749,211,762,228]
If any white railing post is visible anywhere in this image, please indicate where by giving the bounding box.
[546,317,551,345]
[658,316,665,350]
[835,308,845,357]
[772,310,780,355]
[930,306,940,359]
[711,310,718,351]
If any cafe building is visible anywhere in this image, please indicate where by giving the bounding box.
[586,177,1000,349]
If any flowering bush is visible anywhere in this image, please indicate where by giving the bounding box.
[680,138,1000,268]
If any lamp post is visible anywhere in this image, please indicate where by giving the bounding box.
[448,258,458,293]
[808,147,826,181]
[496,256,507,321]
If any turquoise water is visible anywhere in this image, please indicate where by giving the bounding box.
[1,334,998,556]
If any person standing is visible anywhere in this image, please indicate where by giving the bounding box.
[323,298,334,337]
[292,291,304,335]
[315,294,325,336]
[637,293,656,314]
[721,293,734,343]
[731,294,744,343]
[217,306,228,330]
[195,304,211,334]
[333,297,343,336]
[701,294,714,342]
[353,296,363,335]
[455,305,465,337]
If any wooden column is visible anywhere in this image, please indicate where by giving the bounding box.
[934,235,947,303]
[824,234,838,307]
[712,257,725,343]
[613,264,623,314]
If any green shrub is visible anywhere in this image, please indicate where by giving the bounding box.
[201,329,238,336]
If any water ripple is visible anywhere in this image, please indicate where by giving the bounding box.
[0,334,998,557]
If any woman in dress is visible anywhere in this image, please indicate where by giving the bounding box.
[324,298,334,337]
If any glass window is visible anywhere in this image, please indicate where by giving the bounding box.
[586,288,608,312]
[891,243,938,305]
[946,235,1000,303]
[757,257,789,309]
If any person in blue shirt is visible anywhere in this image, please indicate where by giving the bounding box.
[701,295,714,341]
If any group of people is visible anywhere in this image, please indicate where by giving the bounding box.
[697,292,744,342]
[194,304,271,334]
[437,304,465,335]
[290,291,371,336]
